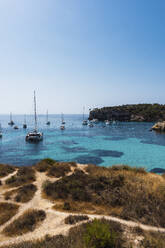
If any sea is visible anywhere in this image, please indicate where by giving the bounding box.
[0,114,165,172]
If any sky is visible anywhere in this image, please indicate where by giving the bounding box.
[0,0,165,114]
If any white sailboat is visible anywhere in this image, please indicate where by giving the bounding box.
[26,91,43,142]
[23,115,27,129]
[0,123,2,138]
[8,112,14,126]
[61,113,65,124]
[82,106,88,125]
[46,110,50,125]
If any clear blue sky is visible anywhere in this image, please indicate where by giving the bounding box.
[0,0,165,114]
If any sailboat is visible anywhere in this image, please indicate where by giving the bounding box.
[0,123,2,138]
[23,115,27,129]
[8,112,15,126]
[82,106,88,125]
[46,110,50,125]
[60,113,65,130]
[26,91,43,142]
[61,113,65,124]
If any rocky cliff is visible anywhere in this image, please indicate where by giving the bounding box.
[89,104,165,122]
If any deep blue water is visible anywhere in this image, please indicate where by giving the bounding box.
[0,114,165,171]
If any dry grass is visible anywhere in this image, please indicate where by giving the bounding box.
[0,164,16,178]
[4,184,37,203]
[43,165,165,227]
[3,209,46,237]
[5,167,36,187]
[0,202,19,225]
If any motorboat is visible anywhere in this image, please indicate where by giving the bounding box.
[14,126,19,130]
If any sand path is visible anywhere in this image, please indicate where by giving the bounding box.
[0,166,165,247]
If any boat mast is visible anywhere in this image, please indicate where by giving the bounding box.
[46,110,48,122]
[24,114,26,124]
[83,106,85,121]
[10,112,12,122]
[61,113,63,123]
[34,91,37,131]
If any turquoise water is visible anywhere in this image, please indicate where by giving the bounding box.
[0,114,165,171]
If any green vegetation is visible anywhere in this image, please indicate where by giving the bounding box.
[36,159,76,178]
[5,167,36,187]
[84,219,121,248]
[0,203,19,225]
[0,164,16,178]
[89,103,165,122]
[44,165,165,227]
[64,215,89,225]
[4,184,37,203]
[3,209,46,236]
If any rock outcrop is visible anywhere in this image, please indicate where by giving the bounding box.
[151,122,165,132]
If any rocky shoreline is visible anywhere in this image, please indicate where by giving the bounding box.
[89,104,165,122]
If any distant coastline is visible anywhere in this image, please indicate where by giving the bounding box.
[89,104,165,122]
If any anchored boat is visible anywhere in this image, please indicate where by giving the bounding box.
[46,110,50,125]
[26,91,43,143]
[0,123,2,138]
[8,112,15,126]
[23,115,27,129]
[60,113,65,130]
[82,106,88,125]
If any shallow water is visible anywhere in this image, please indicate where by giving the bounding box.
[0,114,165,171]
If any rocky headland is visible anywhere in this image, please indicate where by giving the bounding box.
[89,104,165,122]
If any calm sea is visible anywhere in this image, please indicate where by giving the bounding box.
[0,114,165,171]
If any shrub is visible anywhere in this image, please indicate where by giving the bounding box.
[83,219,121,248]
[14,184,37,203]
[0,164,15,178]
[63,202,71,211]
[65,215,89,225]
[5,167,36,187]
[3,209,46,236]
[35,158,56,172]
[0,203,19,225]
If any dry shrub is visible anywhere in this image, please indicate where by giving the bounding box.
[4,184,37,203]
[0,164,16,178]
[3,209,46,236]
[5,167,36,187]
[0,202,19,225]
[35,158,76,178]
[64,215,89,225]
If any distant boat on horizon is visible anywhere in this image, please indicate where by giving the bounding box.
[8,112,15,126]
[46,110,50,125]
[60,113,65,130]
[23,115,27,129]
[26,91,43,143]
[82,106,88,125]
[0,123,2,138]
[61,113,65,124]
